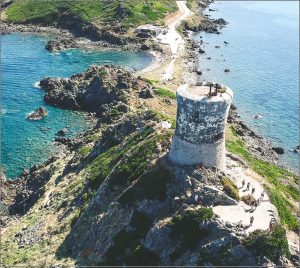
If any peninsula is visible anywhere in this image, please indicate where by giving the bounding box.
[0,0,299,267]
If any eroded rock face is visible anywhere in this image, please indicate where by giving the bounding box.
[39,65,150,115]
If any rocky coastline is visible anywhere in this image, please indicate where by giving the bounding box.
[1,1,299,267]
[1,0,294,214]
[0,22,160,53]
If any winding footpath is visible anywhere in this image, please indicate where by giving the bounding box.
[214,158,279,234]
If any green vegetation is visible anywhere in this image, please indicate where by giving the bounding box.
[243,224,290,263]
[5,0,178,29]
[268,188,299,230]
[87,127,153,189]
[125,245,160,265]
[100,211,160,265]
[84,132,101,143]
[110,131,171,186]
[78,146,92,156]
[168,208,213,260]
[87,146,115,189]
[145,79,159,85]
[147,109,176,129]
[226,133,299,230]
[87,126,172,191]
[154,88,176,99]
[221,177,240,201]
[118,166,171,204]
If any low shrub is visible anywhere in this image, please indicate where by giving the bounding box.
[118,166,171,205]
[241,194,256,206]
[168,208,213,260]
[154,88,176,99]
[78,146,92,156]
[243,224,290,263]
[221,177,240,201]
[125,245,160,266]
[101,210,158,265]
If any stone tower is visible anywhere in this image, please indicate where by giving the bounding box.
[169,82,233,171]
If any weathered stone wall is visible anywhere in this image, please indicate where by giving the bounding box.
[169,83,233,170]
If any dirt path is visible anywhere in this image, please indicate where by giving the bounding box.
[213,158,279,234]
[155,1,191,81]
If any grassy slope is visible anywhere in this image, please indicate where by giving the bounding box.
[5,0,178,28]
[1,110,173,266]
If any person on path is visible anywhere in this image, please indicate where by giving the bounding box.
[242,179,245,188]
[198,196,203,206]
[250,216,254,226]
[251,187,255,195]
[246,182,250,191]
[260,191,265,199]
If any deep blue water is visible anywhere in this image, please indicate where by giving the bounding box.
[194,1,299,171]
[1,33,152,178]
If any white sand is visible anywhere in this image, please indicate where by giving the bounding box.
[213,158,279,234]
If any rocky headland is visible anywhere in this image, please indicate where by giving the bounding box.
[0,0,299,267]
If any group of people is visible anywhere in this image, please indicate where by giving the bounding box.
[249,191,265,211]
[237,180,267,229]
[242,179,256,195]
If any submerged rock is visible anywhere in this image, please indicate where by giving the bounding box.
[27,107,48,120]
[57,128,68,136]
[198,48,205,53]
[293,145,300,153]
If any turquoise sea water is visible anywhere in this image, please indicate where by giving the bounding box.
[1,33,152,178]
[194,1,299,171]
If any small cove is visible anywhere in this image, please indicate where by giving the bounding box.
[1,33,152,178]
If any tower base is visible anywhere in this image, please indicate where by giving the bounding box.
[168,135,226,171]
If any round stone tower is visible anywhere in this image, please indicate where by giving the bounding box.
[169,82,233,171]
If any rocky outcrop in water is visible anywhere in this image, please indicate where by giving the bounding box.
[39,65,151,116]
[27,107,48,120]
[183,16,227,34]
[45,38,76,51]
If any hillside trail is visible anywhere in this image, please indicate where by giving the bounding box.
[213,158,279,234]
[156,1,191,81]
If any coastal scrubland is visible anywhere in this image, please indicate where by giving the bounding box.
[0,0,299,267]
[5,0,178,29]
